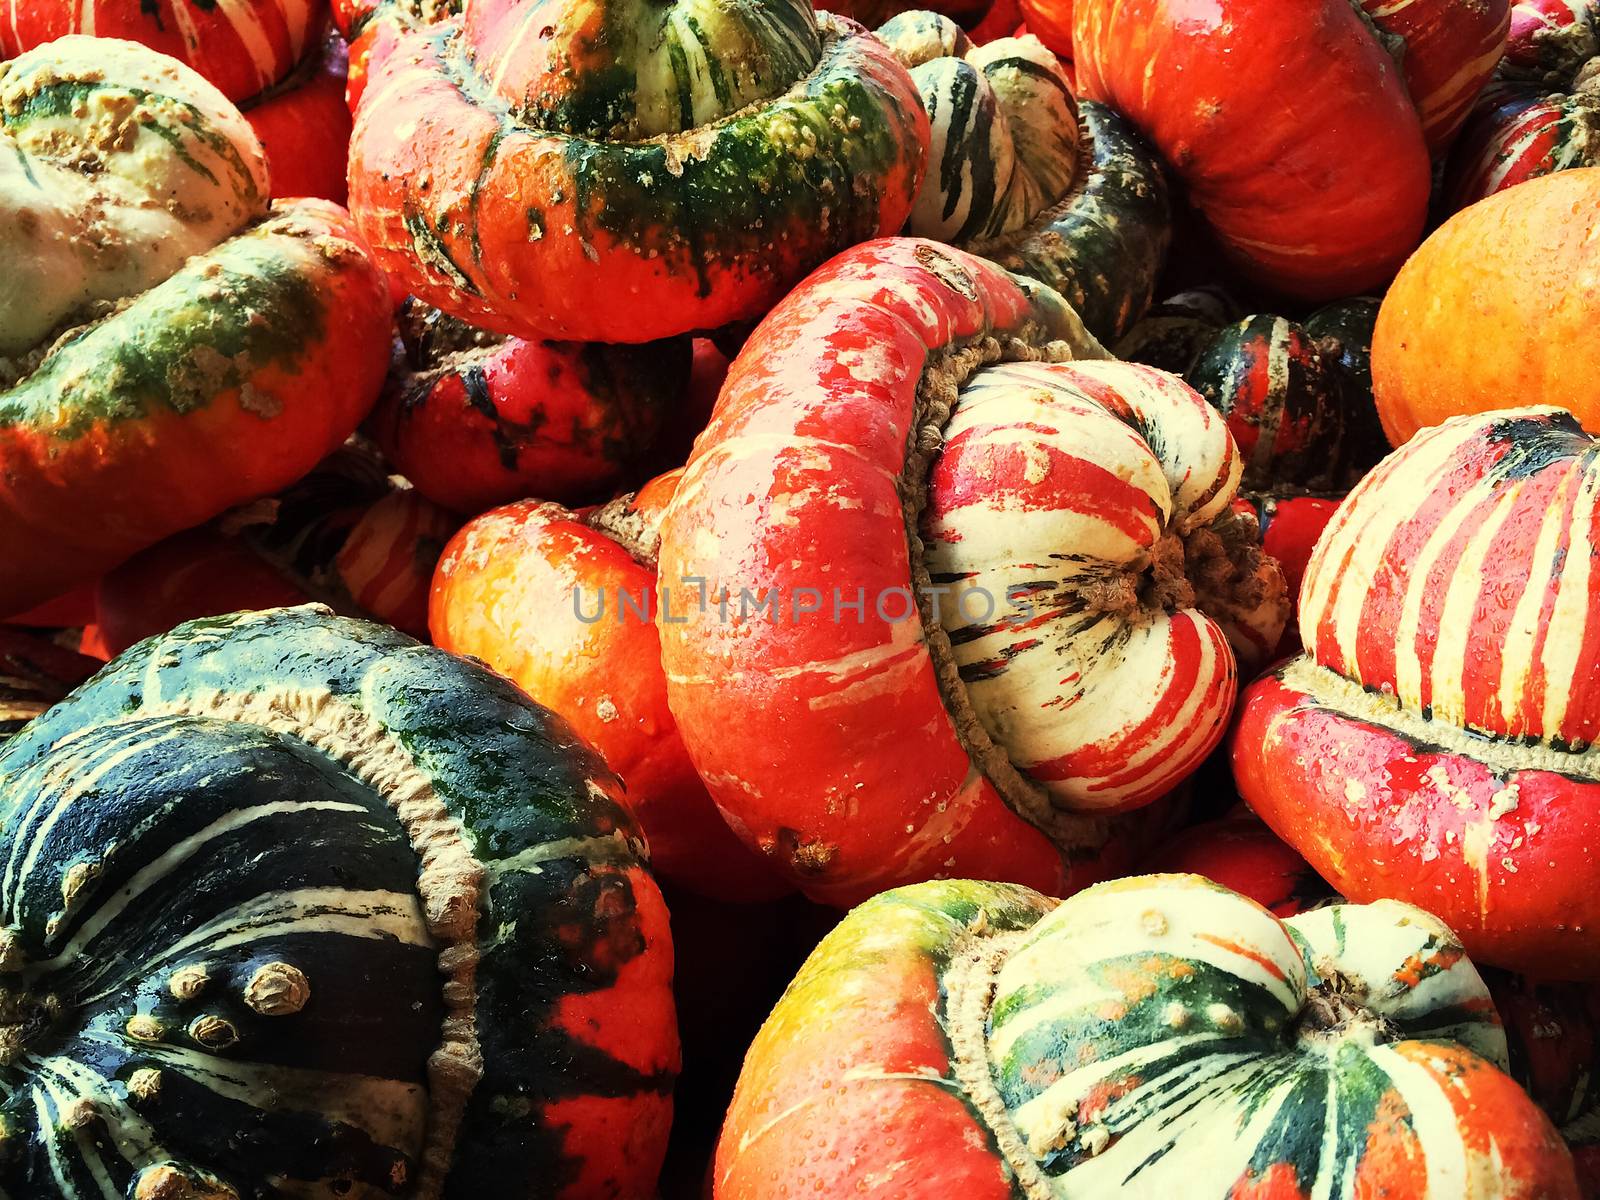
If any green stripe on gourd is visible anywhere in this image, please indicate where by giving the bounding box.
[981,880,1506,1192]
[0,205,334,440]
[440,14,922,291]
[878,12,1169,342]
[0,606,669,1199]
[481,0,823,139]
[976,102,1171,344]
[0,36,268,362]
[880,12,1078,243]
[762,873,1533,1198]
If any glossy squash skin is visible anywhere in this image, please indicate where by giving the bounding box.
[1233,407,1600,978]
[1072,0,1508,300]
[347,0,929,343]
[370,303,689,514]
[431,475,785,902]
[1372,169,1600,444]
[716,873,1578,1199]
[1014,0,1070,56]
[0,0,320,101]
[242,31,355,204]
[1119,297,1387,493]
[0,606,678,1199]
[657,237,1285,905]
[878,13,1170,342]
[1140,817,1335,916]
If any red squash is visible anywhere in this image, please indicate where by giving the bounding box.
[369,302,690,514]
[1445,2,1599,209]
[1142,816,1335,916]
[1231,492,1342,656]
[657,238,1285,904]
[1234,406,1600,979]
[1,0,322,101]
[431,473,785,902]
[0,41,392,617]
[2,585,98,630]
[241,31,354,204]
[1015,0,1071,56]
[346,0,929,343]
[1072,0,1508,299]
[95,447,456,653]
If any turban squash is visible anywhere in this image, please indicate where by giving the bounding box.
[369,302,689,515]
[1372,168,1600,444]
[1152,813,1600,1190]
[1233,406,1600,979]
[1446,0,1599,210]
[0,0,319,102]
[656,238,1286,904]
[0,605,678,1198]
[1119,294,1389,494]
[95,443,459,652]
[0,38,391,617]
[430,472,785,902]
[715,873,1578,1198]
[1070,0,1509,299]
[346,0,929,343]
[875,12,1169,342]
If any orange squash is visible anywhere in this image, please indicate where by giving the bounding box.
[1372,167,1600,445]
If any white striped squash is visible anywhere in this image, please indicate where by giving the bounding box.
[715,873,1579,1199]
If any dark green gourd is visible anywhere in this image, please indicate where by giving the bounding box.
[0,606,677,1200]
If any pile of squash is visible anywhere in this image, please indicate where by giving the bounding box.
[4,0,1600,1194]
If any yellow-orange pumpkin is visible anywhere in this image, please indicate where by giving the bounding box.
[1372,167,1600,445]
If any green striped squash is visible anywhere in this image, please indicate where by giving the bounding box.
[716,873,1579,1198]
[876,11,1170,341]
[0,606,677,1199]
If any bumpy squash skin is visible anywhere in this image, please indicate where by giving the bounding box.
[977,101,1171,343]
[371,305,689,513]
[0,0,320,100]
[0,607,678,1199]
[1372,168,1600,444]
[430,480,786,902]
[1072,0,1494,299]
[717,874,1578,1199]
[0,201,392,617]
[347,5,929,342]
[1233,407,1600,979]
